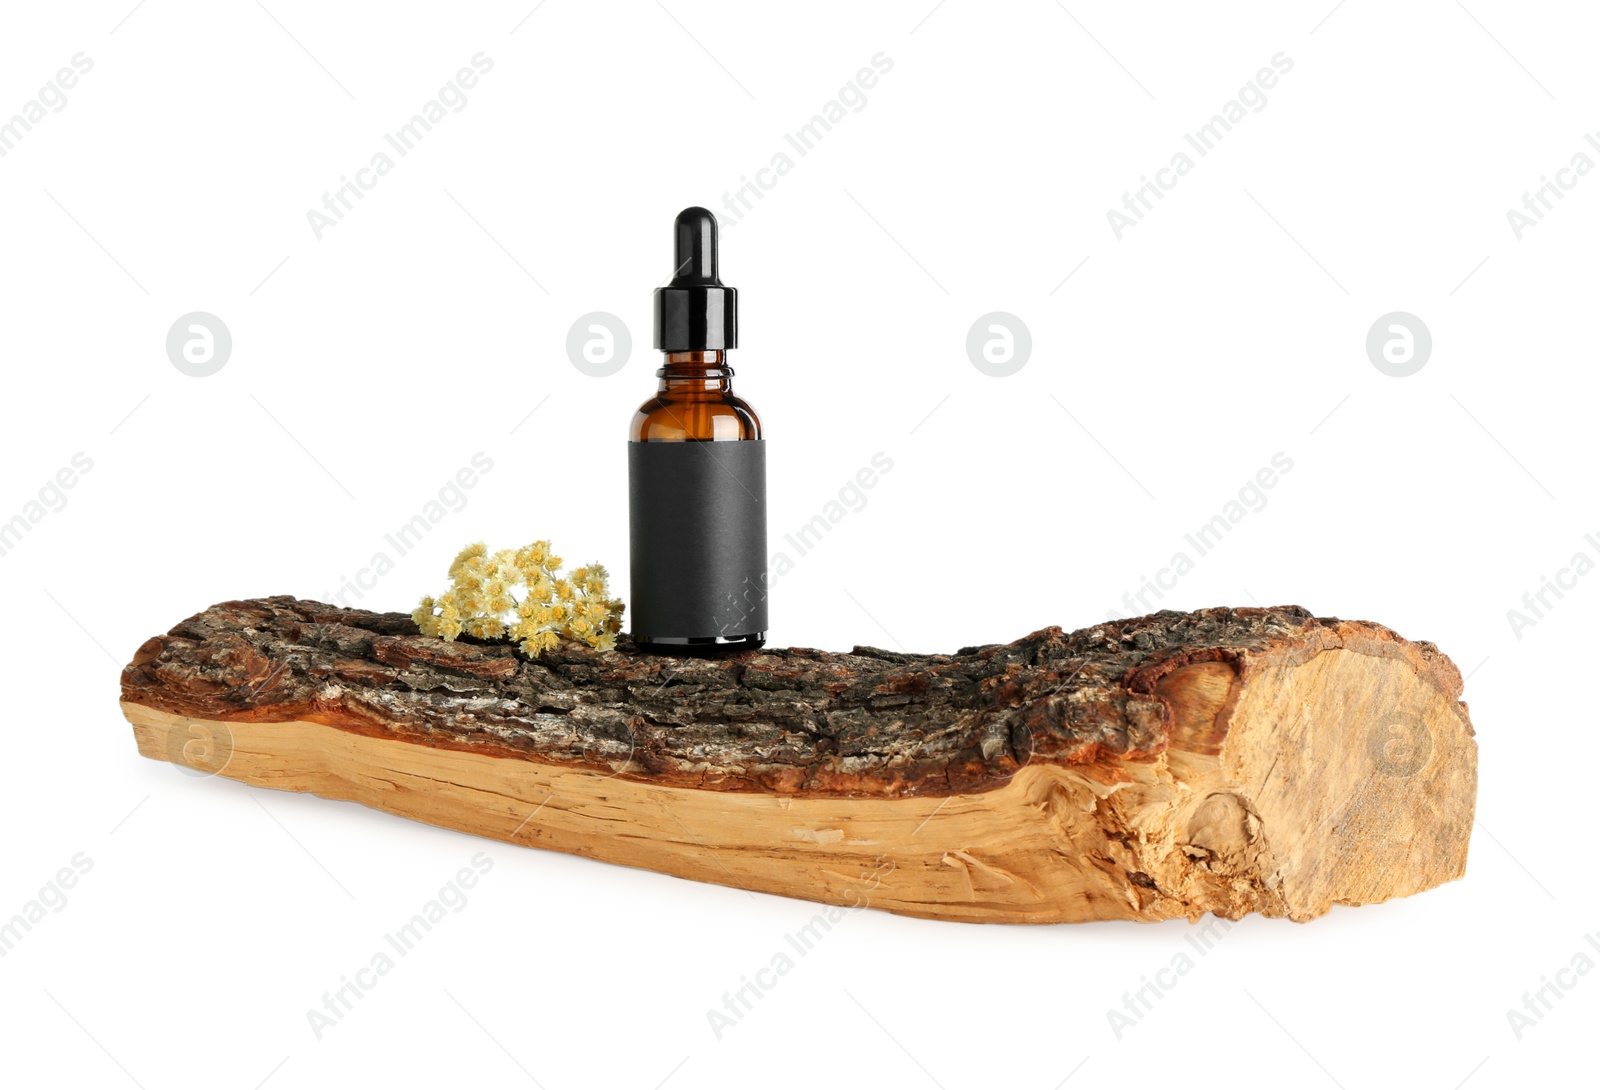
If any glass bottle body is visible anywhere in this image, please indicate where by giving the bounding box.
[629,351,761,442]
[629,351,765,653]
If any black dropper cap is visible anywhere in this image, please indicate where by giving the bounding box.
[653,207,738,351]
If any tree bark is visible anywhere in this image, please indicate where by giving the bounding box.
[121,596,1476,924]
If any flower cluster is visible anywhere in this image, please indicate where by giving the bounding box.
[412,540,624,656]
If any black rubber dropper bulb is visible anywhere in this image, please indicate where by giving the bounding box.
[675,207,717,280]
[653,207,738,352]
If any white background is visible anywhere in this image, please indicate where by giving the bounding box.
[1,1,1593,1086]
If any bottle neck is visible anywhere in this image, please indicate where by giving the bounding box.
[657,350,733,392]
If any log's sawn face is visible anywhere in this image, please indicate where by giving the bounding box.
[121,597,1477,924]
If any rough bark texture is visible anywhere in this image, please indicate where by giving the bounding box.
[121,597,1477,924]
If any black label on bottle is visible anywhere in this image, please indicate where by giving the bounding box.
[628,440,767,640]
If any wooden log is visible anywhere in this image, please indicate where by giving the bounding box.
[120,597,1476,924]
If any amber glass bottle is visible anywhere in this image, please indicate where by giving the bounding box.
[628,208,767,653]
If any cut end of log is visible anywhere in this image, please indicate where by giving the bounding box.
[122,598,1477,924]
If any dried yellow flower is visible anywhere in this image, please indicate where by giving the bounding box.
[448,543,486,578]
[433,599,464,641]
[413,538,625,658]
[464,615,506,640]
